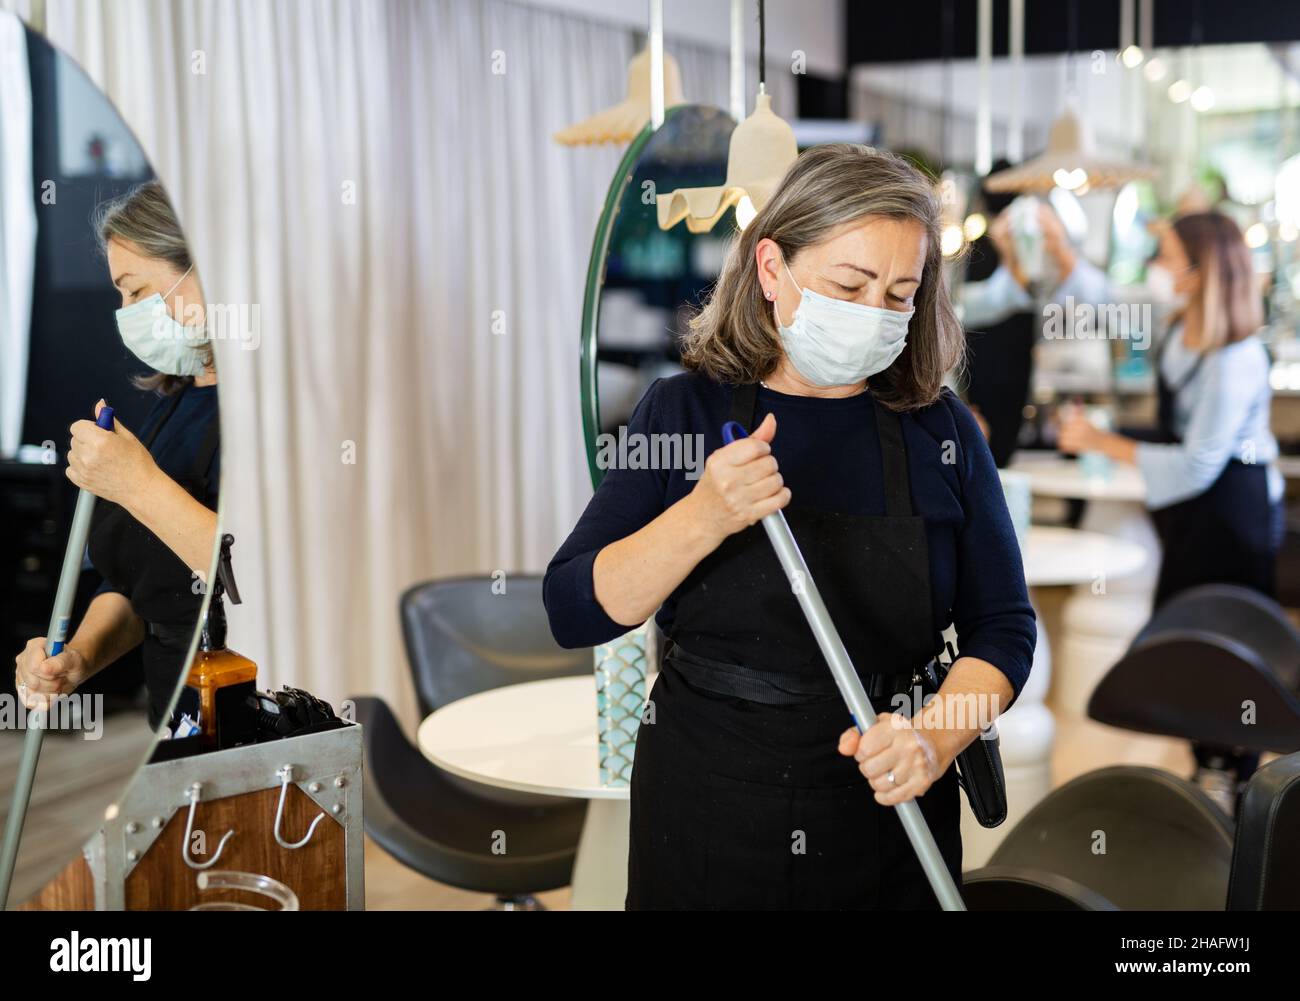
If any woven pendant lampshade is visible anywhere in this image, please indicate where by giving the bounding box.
[984,106,1157,194]
[554,48,685,146]
[655,91,797,233]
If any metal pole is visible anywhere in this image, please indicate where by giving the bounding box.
[648,0,664,130]
[975,0,993,176]
[0,406,115,908]
[729,0,746,123]
[1008,0,1025,162]
[722,422,967,911]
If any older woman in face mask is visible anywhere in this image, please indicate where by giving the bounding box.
[545,144,1035,910]
[13,181,220,730]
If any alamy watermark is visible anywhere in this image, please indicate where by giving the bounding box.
[1043,296,1152,352]
[1,692,104,740]
[158,295,261,351]
[595,426,705,480]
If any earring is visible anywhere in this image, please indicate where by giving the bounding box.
[765,289,774,300]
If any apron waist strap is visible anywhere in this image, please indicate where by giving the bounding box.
[665,644,912,707]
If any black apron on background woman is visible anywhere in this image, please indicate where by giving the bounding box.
[88,387,220,729]
[1148,329,1277,609]
[626,384,961,910]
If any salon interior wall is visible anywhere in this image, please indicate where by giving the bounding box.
[1,0,797,731]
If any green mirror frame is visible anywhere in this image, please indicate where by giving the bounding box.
[578,103,737,489]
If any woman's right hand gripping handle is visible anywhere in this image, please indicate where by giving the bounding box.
[590,413,792,629]
[688,413,791,545]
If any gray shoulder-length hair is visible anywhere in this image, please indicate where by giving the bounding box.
[94,180,209,395]
[681,143,964,412]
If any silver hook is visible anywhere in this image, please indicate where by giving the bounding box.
[182,782,235,870]
[274,764,326,850]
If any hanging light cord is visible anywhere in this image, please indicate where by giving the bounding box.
[757,0,766,93]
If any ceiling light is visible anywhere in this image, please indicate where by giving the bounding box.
[1190,86,1215,112]
[555,48,685,146]
[985,106,1156,194]
[1168,79,1193,103]
[656,91,797,233]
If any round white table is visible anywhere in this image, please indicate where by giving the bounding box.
[416,524,1148,909]
[1007,454,1156,591]
[1007,455,1159,720]
[417,675,632,910]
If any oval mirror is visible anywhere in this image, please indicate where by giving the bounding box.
[580,104,737,486]
[0,14,221,908]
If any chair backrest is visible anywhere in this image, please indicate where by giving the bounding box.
[1089,584,1300,753]
[400,575,591,716]
[962,866,1118,910]
[1228,751,1300,909]
[988,766,1235,910]
[1133,585,1300,692]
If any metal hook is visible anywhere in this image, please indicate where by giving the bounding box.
[182,782,235,870]
[274,765,326,850]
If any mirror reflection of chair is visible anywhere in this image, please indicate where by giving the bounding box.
[1087,584,1300,812]
[353,575,590,909]
[964,752,1300,910]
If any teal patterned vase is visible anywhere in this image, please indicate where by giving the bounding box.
[594,622,650,786]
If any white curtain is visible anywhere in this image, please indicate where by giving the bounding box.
[9,0,738,730]
[0,9,36,458]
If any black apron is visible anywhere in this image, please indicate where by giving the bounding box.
[1149,330,1277,609]
[88,389,220,729]
[626,384,961,910]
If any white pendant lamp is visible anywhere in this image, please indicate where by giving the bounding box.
[656,0,796,233]
[984,104,1157,195]
[554,46,684,146]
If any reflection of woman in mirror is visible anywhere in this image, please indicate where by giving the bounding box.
[546,145,1035,909]
[14,182,220,730]
[1059,211,1280,608]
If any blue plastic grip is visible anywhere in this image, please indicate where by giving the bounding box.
[721,420,748,445]
[95,406,115,431]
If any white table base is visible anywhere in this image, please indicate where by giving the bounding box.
[570,798,630,911]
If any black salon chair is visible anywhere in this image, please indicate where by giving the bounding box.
[964,766,1235,910]
[965,753,1300,910]
[1227,751,1300,909]
[400,574,591,717]
[1088,584,1300,809]
[354,574,591,909]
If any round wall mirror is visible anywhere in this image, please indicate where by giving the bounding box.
[0,13,221,908]
[580,104,737,487]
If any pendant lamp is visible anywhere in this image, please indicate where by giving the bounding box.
[656,0,796,233]
[554,47,684,146]
[984,104,1157,194]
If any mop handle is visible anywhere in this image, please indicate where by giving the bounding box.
[720,420,966,911]
[0,405,115,909]
[46,406,116,657]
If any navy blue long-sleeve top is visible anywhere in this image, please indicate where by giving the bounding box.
[544,374,1036,699]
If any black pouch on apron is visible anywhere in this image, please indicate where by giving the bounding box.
[918,642,1008,828]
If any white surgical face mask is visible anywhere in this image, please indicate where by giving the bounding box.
[774,259,914,387]
[114,265,207,376]
[1145,263,1185,310]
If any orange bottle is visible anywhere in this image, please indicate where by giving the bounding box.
[184,534,258,748]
